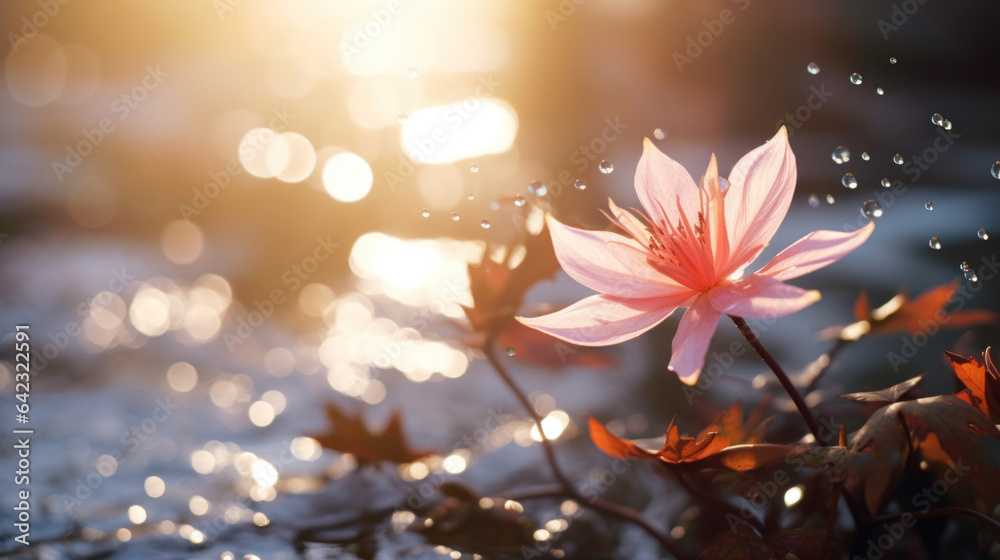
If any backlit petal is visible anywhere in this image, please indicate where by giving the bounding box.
[708,275,820,318]
[547,215,687,298]
[516,293,688,347]
[635,138,700,226]
[756,222,875,281]
[667,295,722,385]
[723,127,796,268]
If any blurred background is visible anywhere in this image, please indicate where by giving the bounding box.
[1,0,999,558]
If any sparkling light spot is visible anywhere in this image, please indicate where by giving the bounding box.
[322,152,373,202]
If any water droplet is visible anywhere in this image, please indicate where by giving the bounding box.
[893,154,904,165]
[405,67,419,78]
[807,62,820,75]
[979,228,989,240]
[598,160,614,174]
[506,347,516,357]
[880,178,892,188]
[826,194,835,204]
[832,146,850,164]
[876,87,885,95]
[924,201,934,210]
[450,212,460,222]
[861,152,870,161]
[889,56,898,64]
[420,208,430,218]
[842,173,858,189]
[480,219,491,229]
[397,114,409,124]
[991,161,1000,179]
[861,199,883,218]
[469,163,479,173]
[929,237,942,250]
[513,195,526,207]
[490,201,500,211]
[573,179,586,190]
[467,194,475,201]
[931,113,944,126]
[850,73,863,85]
[942,119,952,130]
[961,261,978,282]
[653,128,666,140]
[527,180,548,196]
[808,194,820,207]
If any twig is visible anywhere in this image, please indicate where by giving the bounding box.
[730,316,824,443]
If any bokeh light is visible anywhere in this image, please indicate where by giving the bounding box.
[322,152,373,202]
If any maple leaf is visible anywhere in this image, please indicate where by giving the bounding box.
[846,394,1000,514]
[589,400,796,472]
[308,402,431,465]
[945,347,1000,422]
[838,374,924,403]
[463,221,613,369]
[823,280,996,341]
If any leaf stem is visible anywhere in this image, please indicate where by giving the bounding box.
[729,316,824,443]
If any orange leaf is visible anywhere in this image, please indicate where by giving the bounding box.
[309,402,431,465]
[945,347,1000,422]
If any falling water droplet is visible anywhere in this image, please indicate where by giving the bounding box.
[861,199,883,218]
[842,173,858,189]
[850,73,863,85]
[889,56,898,64]
[931,113,944,126]
[876,87,885,95]
[861,152,870,161]
[573,179,586,190]
[924,201,934,210]
[469,163,479,173]
[490,201,500,211]
[598,160,614,174]
[506,347,516,357]
[832,146,850,164]
[807,62,820,75]
[528,180,547,196]
[450,212,460,222]
[961,261,979,282]
[880,178,892,188]
[991,161,1000,179]
[405,67,419,78]
[513,195,526,207]
[480,219,491,229]
[978,228,990,240]
[420,208,430,218]
[808,194,820,207]
[929,237,942,250]
[893,154,904,165]
[467,194,475,201]
[397,114,408,124]
[653,128,666,140]
[826,194,835,204]
[942,119,952,130]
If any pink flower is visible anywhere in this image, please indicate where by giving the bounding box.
[516,128,874,384]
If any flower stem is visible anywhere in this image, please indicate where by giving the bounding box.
[483,338,686,558]
[729,316,823,443]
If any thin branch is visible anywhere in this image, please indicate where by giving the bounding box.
[730,316,824,443]
[483,337,687,559]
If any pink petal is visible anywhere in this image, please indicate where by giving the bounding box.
[605,198,648,242]
[756,222,875,281]
[517,293,689,347]
[668,295,722,385]
[708,274,820,318]
[634,138,700,226]
[546,215,688,298]
[723,127,797,269]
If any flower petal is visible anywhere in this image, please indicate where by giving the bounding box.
[516,293,688,347]
[668,295,722,385]
[708,275,820,318]
[756,222,875,281]
[723,127,797,268]
[546,215,687,298]
[634,138,700,226]
[605,198,648,242]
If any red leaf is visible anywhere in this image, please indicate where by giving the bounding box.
[308,402,431,465]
